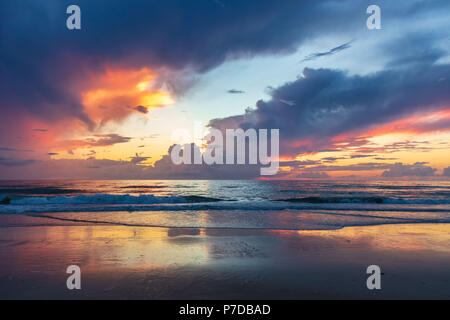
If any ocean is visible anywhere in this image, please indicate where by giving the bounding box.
[1,180,449,230]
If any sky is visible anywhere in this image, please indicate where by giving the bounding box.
[0,0,449,179]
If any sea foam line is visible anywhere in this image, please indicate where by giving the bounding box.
[1,212,448,231]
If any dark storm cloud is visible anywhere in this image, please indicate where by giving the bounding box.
[209,57,450,157]
[1,0,448,134]
[300,40,353,62]
[0,0,380,132]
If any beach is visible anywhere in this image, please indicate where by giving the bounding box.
[1,180,449,299]
[1,0,450,303]
[1,217,449,299]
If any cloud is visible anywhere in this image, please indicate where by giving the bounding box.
[0,144,262,179]
[374,157,399,161]
[443,167,450,177]
[350,154,375,159]
[295,172,330,179]
[9,0,437,140]
[0,147,33,152]
[59,134,132,150]
[81,67,173,127]
[381,162,437,177]
[279,99,296,106]
[0,0,362,130]
[209,57,450,157]
[139,134,160,141]
[300,40,353,62]
[279,160,320,167]
[0,1,448,179]
[0,144,444,180]
[301,162,392,172]
[133,105,149,114]
[322,157,346,163]
[227,89,245,94]
[0,157,36,167]
[279,161,444,180]
[147,144,262,179]
[130,153,151,165]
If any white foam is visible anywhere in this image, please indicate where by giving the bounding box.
[9,194,188,205]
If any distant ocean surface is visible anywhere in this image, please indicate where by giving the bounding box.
[0,180,449,230]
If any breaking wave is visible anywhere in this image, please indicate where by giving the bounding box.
[278,196,450,205]
[3,194,223,206]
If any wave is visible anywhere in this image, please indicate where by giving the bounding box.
[0,187,82,195]
[278,196,450,205]
[4,193,449,207]
[120,185,167,189]
[1,201,449,215]
[5,209,450,231]
[3,194,223,205]
[0,193,449,215]
[10,213,449,231]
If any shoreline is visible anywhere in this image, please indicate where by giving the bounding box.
[1,211,449,231]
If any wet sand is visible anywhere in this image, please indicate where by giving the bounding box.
[0,217,450,299]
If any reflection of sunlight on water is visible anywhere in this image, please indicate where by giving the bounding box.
[197,210,211,228]
[0,226,212,274]
[88,227,211,269]
[2,222,450,280]
[269,224,450,253]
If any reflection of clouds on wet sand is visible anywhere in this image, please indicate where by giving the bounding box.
[1,223,450,299]
[209,240,264,259]
[167,228,201,237]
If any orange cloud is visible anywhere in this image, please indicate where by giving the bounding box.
[81,67,174,127]
[9,67,175,157]
[364,110,450,137]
